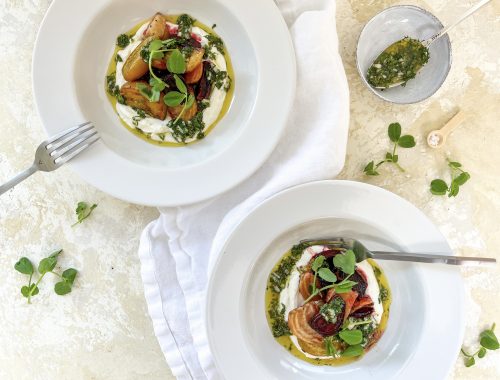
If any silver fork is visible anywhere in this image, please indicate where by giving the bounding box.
[0,122,99,196]
[300,237,497,267]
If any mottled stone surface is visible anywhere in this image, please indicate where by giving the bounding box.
[0,0,498,379]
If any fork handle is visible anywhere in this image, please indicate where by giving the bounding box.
[371,251,496,266]
[0,164,38,196]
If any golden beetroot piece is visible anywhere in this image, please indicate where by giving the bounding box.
[144,13,169,39]
[122,36,155,82]
[120,81,167,120]
[299,272,321,301]
[184,62,203,84]
[288,302,323,346]
[186,48,205,73]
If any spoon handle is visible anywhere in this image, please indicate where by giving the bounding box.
[440,110,467,136]
[371,251,497,266]
[423,0,493,47]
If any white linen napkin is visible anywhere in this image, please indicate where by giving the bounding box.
[138,1,349,378]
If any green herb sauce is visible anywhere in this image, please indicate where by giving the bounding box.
[367,37,430,88]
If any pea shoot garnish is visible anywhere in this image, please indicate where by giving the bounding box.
[461,323,499,367]
[364,122,416,175]
[14,250,78,303]
[72,201,97,227]
[430,160,471,197]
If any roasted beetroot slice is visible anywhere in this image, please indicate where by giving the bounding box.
[350,305,374,319]
[196,62,212,101]
[309,295,345,336]
[350,269,368,296]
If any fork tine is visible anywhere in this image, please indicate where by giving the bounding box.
[48,128,97,155]
[54,135,100,165]
[45,122,93,147]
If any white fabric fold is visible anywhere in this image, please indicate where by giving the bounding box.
[138,1,350,378]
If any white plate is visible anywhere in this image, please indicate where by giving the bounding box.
[32,0,296,206]
[206,180,464,379]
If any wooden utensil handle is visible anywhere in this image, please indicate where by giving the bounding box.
[441,110,467,135]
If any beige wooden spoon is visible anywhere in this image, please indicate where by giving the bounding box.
[427,110,467,148]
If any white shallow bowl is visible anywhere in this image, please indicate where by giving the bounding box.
[357,5,452,104]
[33,0,295,206]
[206,180,464,380]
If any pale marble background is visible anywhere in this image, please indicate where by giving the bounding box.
[0,0,498,379]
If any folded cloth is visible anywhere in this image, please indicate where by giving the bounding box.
[138,0,349,378]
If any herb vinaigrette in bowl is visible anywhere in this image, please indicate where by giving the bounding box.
[266,241,391,365]
[105,13,234,146]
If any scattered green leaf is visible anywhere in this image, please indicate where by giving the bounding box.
[342,344,364,357]
[14,257,33,275]
[167,49,186,74]
[430,160,470,198]
[333,250,356,275]
[318,268,337,283]
[72,202,98,227]
[461,322,498,367]
[339,329,363,345]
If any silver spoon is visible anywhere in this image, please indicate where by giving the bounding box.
[374,0,493,89]
[299,237,497,267]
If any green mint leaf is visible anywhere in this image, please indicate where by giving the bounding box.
[54,281,72,296]
[454,172,471,186]
[341,344,364,357]
[398,135,416,148]
[164,91,185,107]
[465,356,475,367]
[14,257,34,275]
[62,268,78,285]
[388,122,401,142]
[478,347,487,358]
[38,249,62,274]
[448,161,462,168]
[430,179,448,195]
[311,255,325,272]
[333,250,356,275]
[317,268,337,283]
[167,49,186,74]
[339,329,363,345]
[174,74,187,94]
[480,328,499,350]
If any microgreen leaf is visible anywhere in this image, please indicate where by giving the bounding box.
[54,281,72,295]
[363,161,379,176]
[339,329,363,345]
[21,284,39,298]
[385,152,393,161]
[164,91,185,107]
[136,83,160,103]
[388,122,401,142]
[454,172,471,186]
[465,356,475,367]
[167,49,186,74]
[324,336,336,357]
[14,257,34,275]
[38,250,62,274]
[62,268,78,285]
[392,154,399,163]
[317,268,337,283]
[448,161,462,168]
[333,250,356,275]
[334,280,357,293]
[174,74,187,94]
[72,202,98,227]
[480,325,499,350]
[341,344,363,357]
[149,77,166,92]
[186,94,195,109]
[149,39,163,53]
[448,181,460,197]
[430,179,448,195]
[311,255,325,272]
[478,347,487,358]
[398,135,416,148]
